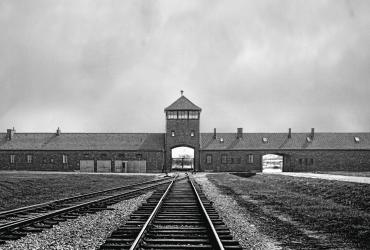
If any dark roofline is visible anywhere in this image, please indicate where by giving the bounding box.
[164,95,202,111]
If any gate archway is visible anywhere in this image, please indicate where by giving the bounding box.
[171,146,194,170]
[262,154,283,172]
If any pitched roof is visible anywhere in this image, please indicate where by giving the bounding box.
[200,133,370,150]
[164,95,201,111]
[0,133,164,151]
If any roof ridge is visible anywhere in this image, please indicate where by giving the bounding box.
[164,95,201,111]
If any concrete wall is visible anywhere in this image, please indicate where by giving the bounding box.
[200,150,370,172]
[0,150,164,172]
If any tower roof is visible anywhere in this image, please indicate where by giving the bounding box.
[165,95,201,111]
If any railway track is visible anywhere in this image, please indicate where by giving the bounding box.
[100,175,242,249]
[0,176,176,243]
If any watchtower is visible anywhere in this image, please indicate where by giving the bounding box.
[164,91,201,172]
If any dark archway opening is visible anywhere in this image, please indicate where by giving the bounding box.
[262,154,283,172]
[171,146,194,170]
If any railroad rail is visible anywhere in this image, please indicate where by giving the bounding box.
[0,176,177,243]
[100,175,242,249]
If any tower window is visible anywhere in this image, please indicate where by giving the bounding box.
[178,111,188,119]
[190,130,195,137]
[167,111,177,119]
[171,131,175,137]
[189,111,199,119]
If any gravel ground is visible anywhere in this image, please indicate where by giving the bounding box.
[0,192,152,250]
[194,174,282,250]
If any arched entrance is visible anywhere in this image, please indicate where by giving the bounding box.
[262,154,283,172]
[171,146,194,170]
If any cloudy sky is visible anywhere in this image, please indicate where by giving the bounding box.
[0,0,369,133]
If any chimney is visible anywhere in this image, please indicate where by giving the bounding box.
[56,127,61,136]
[237,128,243,139]
[7,127,15,140]
[310,128,315,139]
[213,128,217,139]
[288,128,292,139]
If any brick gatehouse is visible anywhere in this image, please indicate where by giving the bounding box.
[1,93,370,173]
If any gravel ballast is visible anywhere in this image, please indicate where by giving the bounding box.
[194,174,281,250]
[0,192,152,250]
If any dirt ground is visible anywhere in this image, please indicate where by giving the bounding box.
[197,173,369,250]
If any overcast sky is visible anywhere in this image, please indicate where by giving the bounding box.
[0,0,369,133]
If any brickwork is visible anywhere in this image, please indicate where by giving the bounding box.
[200,150,370,172]
[165,118,200,172]
[1,95,370,173]
[0,150,164,172]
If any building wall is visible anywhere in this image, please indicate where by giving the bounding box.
[200,150,370,172]
[0,150,164,172]
[1,149,370,173]
[165,118,200,172]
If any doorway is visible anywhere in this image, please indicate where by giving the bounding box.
[262,154,283,172]
[171,146,194,170]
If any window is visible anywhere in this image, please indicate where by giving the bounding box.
[10,155,15,164]
[206,155,212,164]
[62,154,68,164]
[167,111,177,119]
[228,157,233,164]
[84,153,89,158]
[136,153,142,159]
[178,111,188,119]
[190,130,195,137]
[299,159,303,165]
[189,111,199,119]
[354,137,360,143]
[27,155,32,164]
[171,131,175,137]
[262,137,268,143]
[248,154,254,163]
[309,158,314,165]
[221,154,227,164]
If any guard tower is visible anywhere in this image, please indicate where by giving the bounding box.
[164,91,201,172]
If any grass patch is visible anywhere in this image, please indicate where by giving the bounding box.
[207,173,370,249]
[0,172,157,211]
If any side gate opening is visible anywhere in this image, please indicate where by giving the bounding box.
[262,154,283,172]
[171,146,194,171]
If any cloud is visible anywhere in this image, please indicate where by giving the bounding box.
[0,0,369,132]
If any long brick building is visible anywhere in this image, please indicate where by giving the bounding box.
[1,94,370,173]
